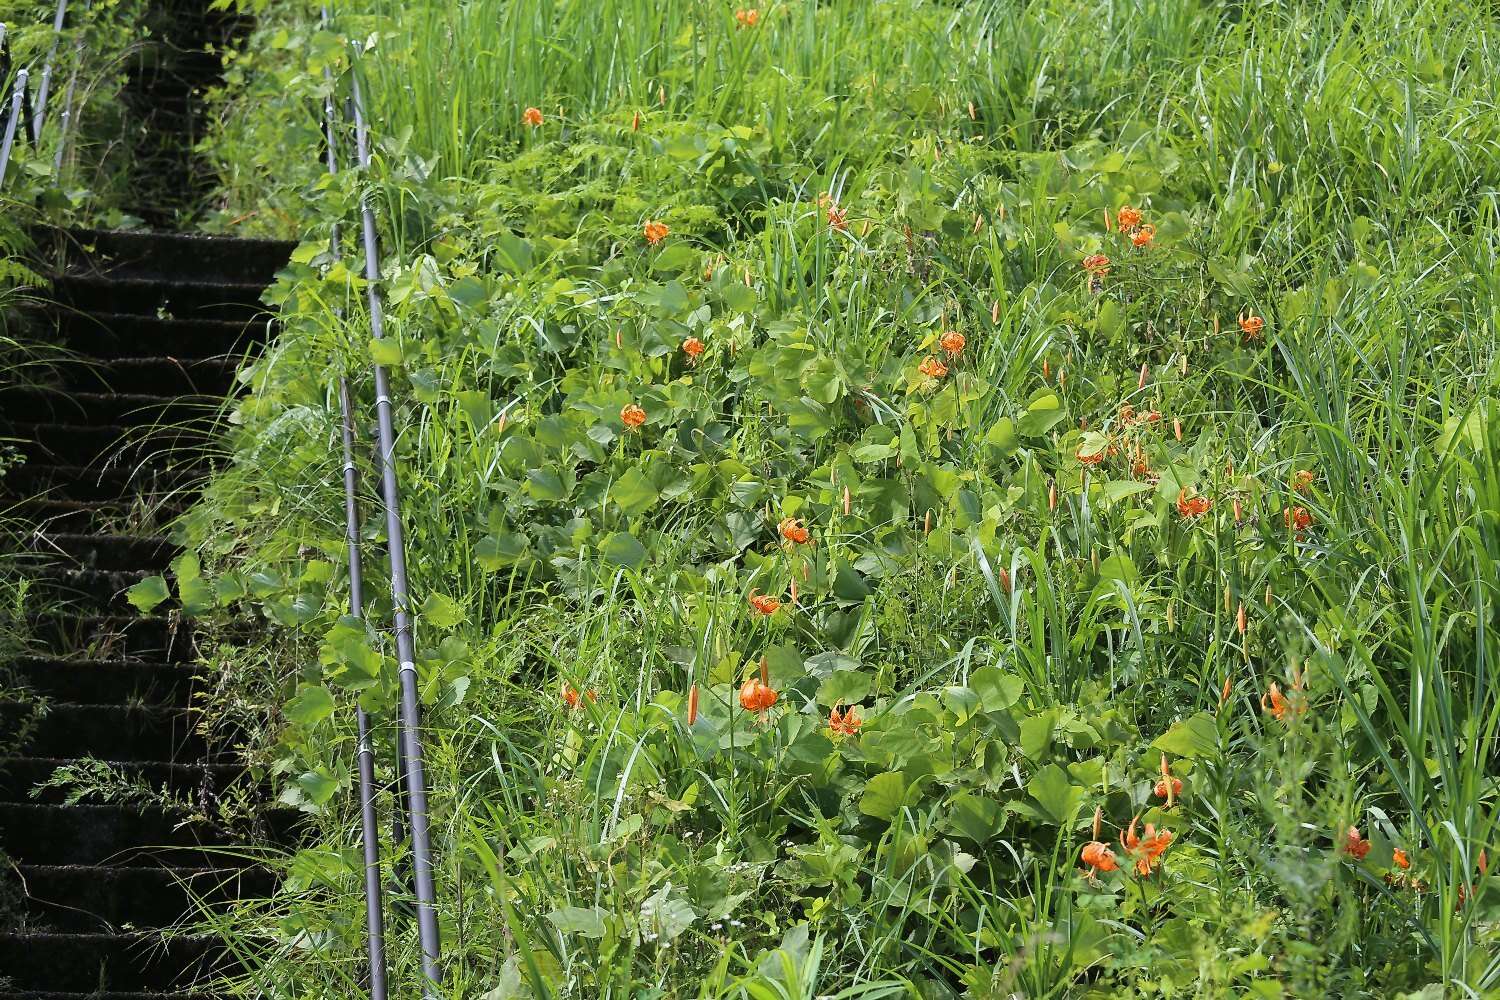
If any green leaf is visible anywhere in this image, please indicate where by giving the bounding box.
[369,338,403,366]
[943,792,1005,843]
[859,771,910,821]
[1016,394,1065,436]
[985,417,1019,456]
[610,467,661,515]
[126,575,170,613]
[476,532,528,570]
[971,666,1024,712]
[456,390,493,430]
[178,575,216,616]
[546,906,609,938]
[285,685,336,727]
[816,670,872,707]
[639,883,696,943]
[1152,711,1221,760]
[601,531,647,569]
[1026,763,1086,826]
[421,592,467,628]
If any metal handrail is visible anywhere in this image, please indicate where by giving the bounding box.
[31,0,68,141]
[348,45,445,993]
[0,68,25,188]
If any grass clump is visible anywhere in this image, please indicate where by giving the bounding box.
[174,0,1500,995]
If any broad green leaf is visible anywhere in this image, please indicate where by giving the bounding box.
[476,532,528,570]
[817,670,872,707]
[971,666,1024,712]
[859,771,909,821]
[546,906,609,938]
[1016,394,1065,436]
[610,467,661,514]
[640,883,696,943]
[126,575,170,613]
[421,592,467,628]
[179,575,216,616]
[601,531,647,569]
[943,792,1005,843]
[1152,711,1220,760]
[1026,763,1086,826]
[285,684,336,727]
[369,338,403,366]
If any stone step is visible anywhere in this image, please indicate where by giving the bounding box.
[0,387,219,428]
[26,614,196,662]
[0,703,212,762]
[13,863,273,932]
[0,757,245,804]
[51,274,270,323]
[1,657,199,705]
[50,311,271,359]
[22,533,176,573]
[0,931,243,992]
[48,229,293,284]
[5,460,210,503]
[54,356,240,397]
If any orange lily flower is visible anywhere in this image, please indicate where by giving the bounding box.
[827,205,848,231]
[1115,205,1143,231]
[918,355,948,379]
[1239,313,1265,340]
[1077,447,1106,466]
[1081,840,1119,874]
[748,590,782,616]
[738,676,777,712]
[522,107,544,127]
[1291,469,1315,493]
[734,7,760,27]
[1343,826,1372,861]
[562,684,597,710]
[682,336,705,360]
[1130,224,1156,248]
[1176,491,1211,519]
[1261,676,1308,721]
[1120,815,1174,875]
[1393,848,1410,870]
[1284,505,1313,535]
[1082,253,1111,276]
[939,330,966,356]
[620,403,647,430]
[828,704,863,736]
[643,220,670,245]
[1155,758,1182,805]
[779,517,810,545]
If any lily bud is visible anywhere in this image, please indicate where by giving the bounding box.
[998,566,1012,595]
[1048,480,1057,512]
[632,110,640,131]
[1220,674,1233,706]
[759,655,770,686]
[991,299,1000,324]
[1233,498,1243,523]
[1093,805,1103,840]
[687,683,699,726]
[1236,603,1247,635]
[923,510,932,535]
[1138,362,1148,390]
[1173,417,1183,441]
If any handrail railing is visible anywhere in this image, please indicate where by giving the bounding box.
[0,68,25,188]
[347,44,445,994]
[325,35,392,996]
[31,0,69,141]
[317,13,445,994]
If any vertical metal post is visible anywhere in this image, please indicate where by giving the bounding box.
[31,0,68,141]
[324,42,391,999]
[337,379,392,1000]
[0,68,27,189]
[52,2,87,175]
[349,47,443,993]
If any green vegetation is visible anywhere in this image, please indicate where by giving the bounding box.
[171,0,1500,994]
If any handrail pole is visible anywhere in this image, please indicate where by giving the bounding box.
[31,0,68,141]
[52,1,88,173]
[349,46,443,993]
[324,33,392,997]
[337,378,392,1000]
[0,68,28,189]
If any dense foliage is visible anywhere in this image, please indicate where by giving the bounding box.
[160,0,1500,995]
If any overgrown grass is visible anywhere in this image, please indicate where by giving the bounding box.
[174,0,1500,995]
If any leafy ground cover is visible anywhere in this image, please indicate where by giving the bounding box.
[160,0,1500,995]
